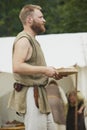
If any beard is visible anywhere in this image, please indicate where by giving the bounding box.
[31,20,46,34]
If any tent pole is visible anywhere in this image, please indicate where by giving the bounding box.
[75,73,78,130]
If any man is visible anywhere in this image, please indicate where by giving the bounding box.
[46,79,68,130]
[8,4,63,130]
[66,90,86,130]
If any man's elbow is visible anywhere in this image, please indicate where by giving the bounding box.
[13,65,20,73]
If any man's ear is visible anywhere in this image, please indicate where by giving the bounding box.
[27,16,33,23]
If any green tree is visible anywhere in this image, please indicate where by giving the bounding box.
[0,0,24,36]
[0,0,87,36]
[57,0,87,33]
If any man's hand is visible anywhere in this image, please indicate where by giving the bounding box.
[44,66,67,80]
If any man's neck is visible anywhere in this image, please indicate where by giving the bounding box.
[23,27,36,38]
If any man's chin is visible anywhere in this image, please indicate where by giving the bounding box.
[38,28,46,34]
[42,27,46,33]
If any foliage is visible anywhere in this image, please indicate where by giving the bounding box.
[57,0,87,33]
[0,0,87,36]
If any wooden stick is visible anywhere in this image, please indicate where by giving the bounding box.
[75,73,78,130]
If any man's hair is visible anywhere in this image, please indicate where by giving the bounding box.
[19,4,42,25]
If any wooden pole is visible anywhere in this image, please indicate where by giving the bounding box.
[75,73,78,130]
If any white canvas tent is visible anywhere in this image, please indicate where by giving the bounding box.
[0,33,87,72]
[0,33,87,125]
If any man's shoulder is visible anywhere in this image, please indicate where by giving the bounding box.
[14,31,31,43]
[16,31,28,38]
